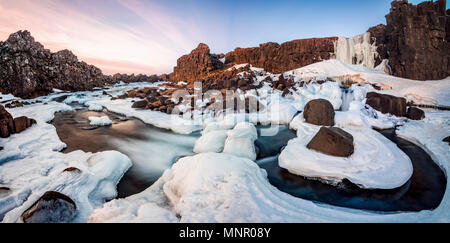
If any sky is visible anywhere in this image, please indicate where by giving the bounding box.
[0,0,448,75]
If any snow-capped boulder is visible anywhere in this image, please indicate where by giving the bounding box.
[21,191,76,223]
[303,99,335,126]
[88,116,112,126]
[193,130,228,153]
[280,120,413,189]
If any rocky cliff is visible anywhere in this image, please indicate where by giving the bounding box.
[0,31,114,98]
[170,0,449,83]
[384,0,449,80]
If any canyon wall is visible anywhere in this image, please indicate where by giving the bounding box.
[384,0,449,80]
[170,0,449,82]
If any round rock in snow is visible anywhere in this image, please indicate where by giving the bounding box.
[406,107,425,120]
[21,191,77,223]
[303,99,335,126]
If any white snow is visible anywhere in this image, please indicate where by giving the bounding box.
[193,130,228,153]
[88,104,103,111]
[223,122,258,160]
[88,116,112,126]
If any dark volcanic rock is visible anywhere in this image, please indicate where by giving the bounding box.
[131,100,149,109]
[21,191,76,223]
[443,136,450,145]
[406,107,425,120]
[62,167,82,173]
[170,43,224,82]
[384,0,449,80]
[0,105,14,138]
[307,127,354,157]
[0,30,114,98]
[0,105,36,137]
[303,99,335,126]
[112,73,160,83]
[224,38,338,74]
[365,92,407,117]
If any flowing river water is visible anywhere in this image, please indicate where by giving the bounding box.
[51,106,446,212]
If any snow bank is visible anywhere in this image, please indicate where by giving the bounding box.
[2,151,131,223]
[88,104,103,112]
[89,116,112,126]
[223,122,258,160]
[193,130,228,153]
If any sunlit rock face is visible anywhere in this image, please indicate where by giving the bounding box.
[224,38,338,74]
[170,43,225,82]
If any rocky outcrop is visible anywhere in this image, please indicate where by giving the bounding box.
[406,107,425,120]
[0,31,114,98]
[21,191,76,223]
[112,73,160,83]
[384,0,449,80]
[170,43,224,82]
[307,127,354,157]
[0,105,36,138]
[365,92,407,117]
[303,99,335,126]
[224,38,337,74]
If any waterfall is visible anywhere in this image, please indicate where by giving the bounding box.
[340,86,354,111]
[334,32,379,68]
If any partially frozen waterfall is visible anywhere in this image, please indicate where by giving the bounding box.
[334,32,379,68]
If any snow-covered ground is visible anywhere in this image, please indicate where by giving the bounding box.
[1,60,449,222]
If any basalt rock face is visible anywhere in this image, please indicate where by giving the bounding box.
[0,30,114,98]
[384,0,449,81]
[224,38,338,74]
[170,43,224,82]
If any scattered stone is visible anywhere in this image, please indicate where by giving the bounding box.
[406,107,425,120]
[365,92,407,117]
[307,127,354,157]
[443,136,450,145]
[131,100,149,109]
[62,167,82,173]
[21,191,76,223]
[0,105,14,138]
[303,99,335,126]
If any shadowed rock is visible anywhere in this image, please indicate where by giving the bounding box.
[307,127,354,157]
[406,107,425,120]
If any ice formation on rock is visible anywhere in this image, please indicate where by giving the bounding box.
[334,32,379,68]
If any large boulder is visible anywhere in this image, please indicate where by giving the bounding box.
[307,127,354,157]
[303,99,335,126]
[21,191,77,223]
[406,107,425,120]
[365,92,407,117]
